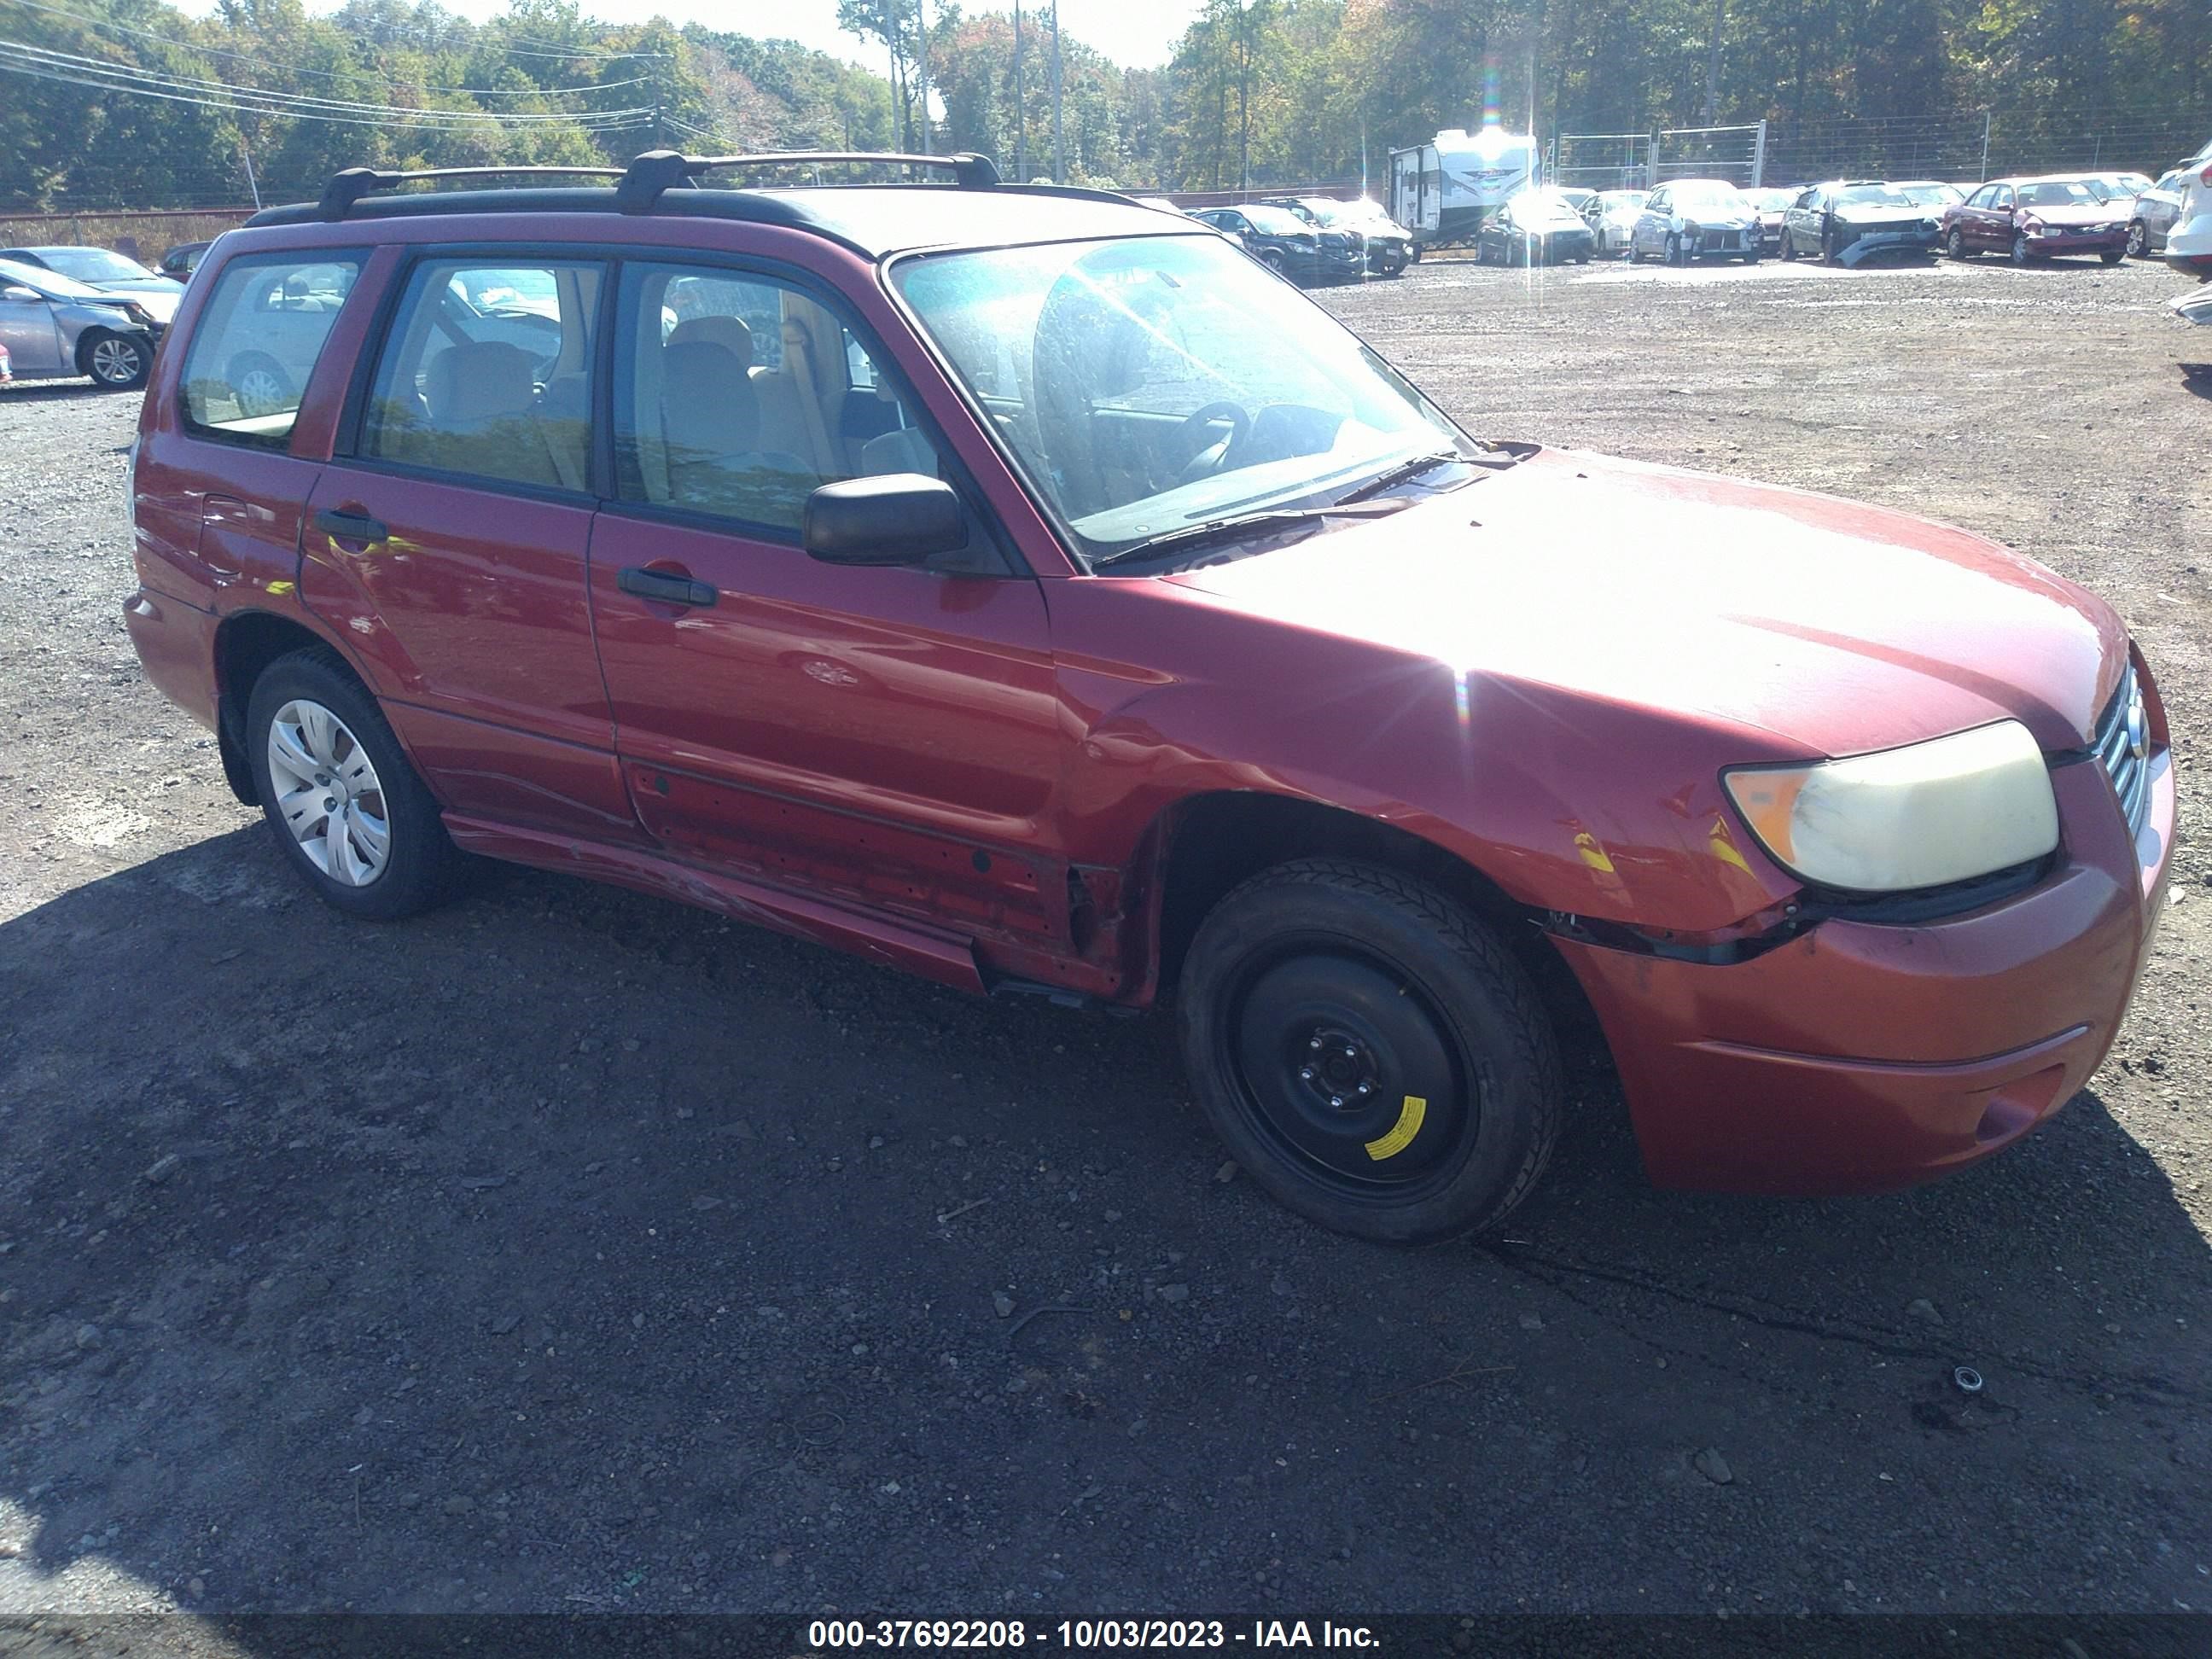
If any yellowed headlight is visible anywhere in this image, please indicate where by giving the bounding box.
[1723,720,2059,894]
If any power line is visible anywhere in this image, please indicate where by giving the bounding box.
[0,38,655,123]
[0,49,654,129]
[2,0,653,94]
[664,114,731,143]
[0,37,632,117]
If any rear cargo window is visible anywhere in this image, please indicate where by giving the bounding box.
[178,253,363,449]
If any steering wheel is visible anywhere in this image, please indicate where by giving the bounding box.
[1170,400,1251,485]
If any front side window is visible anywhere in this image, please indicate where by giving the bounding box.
[179,251,364,447]
[358,259,600,491]
[611,261,942,535]
[894,233,1470,562]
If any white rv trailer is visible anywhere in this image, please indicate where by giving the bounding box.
[1388,125,1542,252]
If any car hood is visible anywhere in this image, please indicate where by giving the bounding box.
[1837,205,1928,223]
[1161,446,2122,756]
[2028,203,2117,225]
[88,279,180,319]
[1678,208,1755,225]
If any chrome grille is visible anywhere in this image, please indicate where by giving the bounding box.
[2093,662,2152,841]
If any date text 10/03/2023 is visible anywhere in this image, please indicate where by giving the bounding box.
[804,1619,1382,1649]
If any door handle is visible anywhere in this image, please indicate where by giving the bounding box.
[314,507,388,544]
[619,567,717,608]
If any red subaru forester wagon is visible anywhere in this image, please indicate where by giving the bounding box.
[123,150,2175,1243]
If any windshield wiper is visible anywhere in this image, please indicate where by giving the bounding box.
[1335,449,1470,504]
[1091,498,1413,568]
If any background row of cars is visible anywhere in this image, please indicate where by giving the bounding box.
[1492,167,2189,269]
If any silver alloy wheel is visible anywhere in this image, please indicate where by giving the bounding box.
[236,366,288,416]
[266,698,391,887]
[2127,221,2146,259]
[90,335,143,384]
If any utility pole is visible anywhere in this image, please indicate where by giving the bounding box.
[1701,0,1724,126]
[1237,1,1250,192]
[238,137,260,210]
[917,0,931,153]
[1013,0,1027,181]
[884,0,906,150]
[1050,0,1064,182]
[1979,108,1990,180]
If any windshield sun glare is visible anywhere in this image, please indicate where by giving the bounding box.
[893,234,1471,566]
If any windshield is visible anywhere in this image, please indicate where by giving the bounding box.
[1837,184,1915,209]
[1242,205,1308,236]
[1748,188,1796,210]
[1674,183,1749,210]
[1511,190,1585,224]
[1597,190,1648,213]
[0,258,107,300]
[2020,179,2099,207]
[1296,200,1354,226]
[32,247,155,282]
[894,234,1471,564]
[1895,181,1964,207]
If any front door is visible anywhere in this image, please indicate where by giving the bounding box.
[585,258,1066,952]
[300,253,637,841]
[1967,184,2012,250]
[0,282,64,375]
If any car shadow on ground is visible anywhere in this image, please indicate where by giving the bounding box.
[3,831,2208,1618]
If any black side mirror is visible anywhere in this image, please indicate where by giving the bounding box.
[802,474,966,567]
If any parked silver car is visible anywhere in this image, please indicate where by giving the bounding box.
[1628,178,1761,263]
[0,257,166,388]
[2128,169,2188,258]
[0,246,183,324]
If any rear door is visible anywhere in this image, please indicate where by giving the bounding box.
[300,252,637,841]
[584,257,1065,950]
[143,247,369,616]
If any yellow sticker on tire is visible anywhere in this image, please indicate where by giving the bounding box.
[1365,1095,1427,1161]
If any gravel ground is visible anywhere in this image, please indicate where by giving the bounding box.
[0,251,2208,1625]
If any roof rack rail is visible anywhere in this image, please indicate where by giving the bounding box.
[615,148,999,213]
[317,164,625,222]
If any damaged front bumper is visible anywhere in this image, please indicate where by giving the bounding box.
[1835,227,1938,265]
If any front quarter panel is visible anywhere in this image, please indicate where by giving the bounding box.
[1047,577,1798,935]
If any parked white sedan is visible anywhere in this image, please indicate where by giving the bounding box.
[1586,189,1649,256]
[1628,179,1762,264]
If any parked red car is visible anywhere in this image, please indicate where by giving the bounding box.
[1941,174,2130,265]
[122,153,2175,1243]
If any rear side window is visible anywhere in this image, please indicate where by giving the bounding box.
[178,253,363,448]
[357,258,602,492]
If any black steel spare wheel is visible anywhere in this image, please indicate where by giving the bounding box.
[1179,859,1563,1243]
